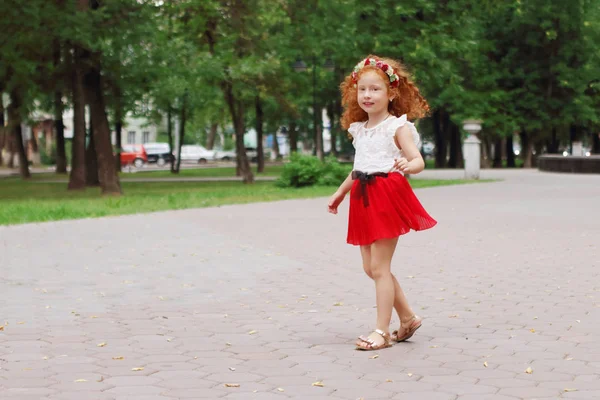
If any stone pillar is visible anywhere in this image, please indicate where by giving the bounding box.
[462,119,483,180]
[463,134,481,179]
[572,141,583,156]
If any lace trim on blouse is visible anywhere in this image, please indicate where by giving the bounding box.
[349,114,420,174]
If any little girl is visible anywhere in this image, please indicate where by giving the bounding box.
[328,55,437,351]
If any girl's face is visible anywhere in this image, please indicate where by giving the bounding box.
[356,70,393,116]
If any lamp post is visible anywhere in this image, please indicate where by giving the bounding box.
[462,119,482,179]
[294,56,335,161]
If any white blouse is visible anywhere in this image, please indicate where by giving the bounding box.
[349,114,421,174]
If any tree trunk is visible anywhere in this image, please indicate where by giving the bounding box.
[289,121,298,153]
[592,131,600,154]
[271,128,281,160]
[314,102,324,161]
[548,127,558,154]
[53,40,67,174]
[0,94,4,167]
[175,95,187,174]
[520,129,532,168]
[206,122,218,150]
[433,109,448,168]
[68,47,87,190]
[492,138,503,168]
[86,66,121,194]
[85,109,100,186]
[8,90,31,179]
[506,135,516,168]
[29,125,40,166]
[167,105,176,173]
[327,102,337,157]
[533,138,544,167]
[255,95,265,173]
[114,90,123,172]
[224,83,253,183]
[448,121,463,168]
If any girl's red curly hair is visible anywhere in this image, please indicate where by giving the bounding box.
[340,55,430,131]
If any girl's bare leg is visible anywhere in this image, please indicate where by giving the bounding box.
[360,244,415,322]
[356,237,402,349]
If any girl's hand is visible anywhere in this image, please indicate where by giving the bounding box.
[393,157,412,174]
[328,190,345,214]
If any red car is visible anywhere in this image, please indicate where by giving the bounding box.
[120,145,147,168]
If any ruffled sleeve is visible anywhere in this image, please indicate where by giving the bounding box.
[348,122,363,146]
[389,114,420,147]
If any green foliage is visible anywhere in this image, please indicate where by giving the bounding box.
[39,138,57,166]
[276,153,348,188]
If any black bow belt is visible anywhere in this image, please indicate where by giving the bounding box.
[351,170,389,207]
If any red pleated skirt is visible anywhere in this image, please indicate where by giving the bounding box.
[347,172,437,246]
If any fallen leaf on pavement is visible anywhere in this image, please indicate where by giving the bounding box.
[132,367,144,371]
[333,302,343,306]
[112,356,124,360]
[312,381,324,387]
[74,379,87,382]
[277,388,284,392]
[525,367,533,374]
[483,362,488,368]
[370,354,379,359]
[248,330,258,335]
[564,388,578,392]
[97,342,107,347]
[224,383,240,387]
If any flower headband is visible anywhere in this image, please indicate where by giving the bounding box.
[351,58,400,88]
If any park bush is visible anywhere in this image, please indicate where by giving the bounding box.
[276,153,348,188]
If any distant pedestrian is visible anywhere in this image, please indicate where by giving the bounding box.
[328,55,437,351]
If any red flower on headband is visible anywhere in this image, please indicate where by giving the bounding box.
[381,64,389,72]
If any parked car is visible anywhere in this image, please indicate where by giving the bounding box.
[178,145,216,164]
[120,145,147,168]
[143,142,173,166]
[214,148,237,161]
[245,147,259,162]
[421,141,435,159]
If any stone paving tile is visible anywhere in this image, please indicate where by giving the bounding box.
[2,170,600,399]
[105,385,166,395]
[391,393,456,400]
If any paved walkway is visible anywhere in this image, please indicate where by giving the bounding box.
[1,169,599,400]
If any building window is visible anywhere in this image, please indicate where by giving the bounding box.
[142,131,150,144]
[128,131,136,144]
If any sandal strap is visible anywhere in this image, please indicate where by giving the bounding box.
[357,329,390,348]
[374,329,388,338]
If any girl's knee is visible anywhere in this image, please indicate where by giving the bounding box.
[370,263,391,280]
[362,264,374,279]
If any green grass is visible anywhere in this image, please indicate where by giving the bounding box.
[121,164,288,179]
[0,165,289,182]
[0,178,477,226]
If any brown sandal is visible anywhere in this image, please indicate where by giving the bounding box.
[355,329,393,351]
[391,315,422,342]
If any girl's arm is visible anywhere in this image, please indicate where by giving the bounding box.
[393,125,425,174]
[335,172,354,195]
[328,172,353,214]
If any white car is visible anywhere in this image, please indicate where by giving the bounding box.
[214,148,236,161]
[178,145,216,164]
